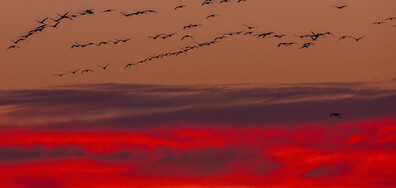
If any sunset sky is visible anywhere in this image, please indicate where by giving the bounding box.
[1,0,396,187]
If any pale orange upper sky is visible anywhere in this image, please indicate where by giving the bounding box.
[0,0,395,89]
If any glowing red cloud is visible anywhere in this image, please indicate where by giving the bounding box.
[0,119,396,187]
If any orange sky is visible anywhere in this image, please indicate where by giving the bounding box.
[1,0,395,89]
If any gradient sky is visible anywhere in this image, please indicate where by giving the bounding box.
[1,0,396,187]
[1,0,396,89]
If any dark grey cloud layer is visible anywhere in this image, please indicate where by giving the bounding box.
[1,83,395,129]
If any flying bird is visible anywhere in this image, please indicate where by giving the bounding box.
[71,43,81,48]
[53,73,67,77]
[244,31,255,35]
[81,69,94,74]
[119,38,132,43]
[175,5,186,10]
[330,113,344,119]
[102,9,115,13]
[98,64,110,70]
[181,35,195,40]
[373,21,386,25]
[350,36,364,42]
[206,14,219,19]
[149,33,164,39]
[384,17,396,21]
[125,63,137,69]
[333,5,347,9]
[97,41,110,46]
[36,18,48,24]
[50,22,61,28]
[220,0,232,3]
[272,34,287,38]
[337,35,351,41]
[243,23,258,30]
[69,69,80,74]
[10,38,24,44]
[299,42,314,49]
[183,24,202,29]
[6,45,21,50]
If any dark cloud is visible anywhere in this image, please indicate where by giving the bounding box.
[0,146,85,163]
[302,162,350,178]
[1,83,395,129]
[0,146,146,164]
[130,146,278,177]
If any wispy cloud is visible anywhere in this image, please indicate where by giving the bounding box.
[1,83,396,129]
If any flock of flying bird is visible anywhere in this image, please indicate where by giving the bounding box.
[6,0,395,78]
[7,1,391,119]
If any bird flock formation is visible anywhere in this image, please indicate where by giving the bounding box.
[71,38,132,49]
[6,0,395,78]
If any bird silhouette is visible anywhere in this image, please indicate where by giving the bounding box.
[272,34,287,38]
[97,41,110,46]
[243,23,258,30]
[214,36,227,40]
[175,5,186,10]
[102,9,115,13]
[79,9,95,15]
[69,69,80,74]
[98,64,110,70]
[384,17,396,21]
[330,113,344,119]
[181,35,195,40]
[299,42,314,49]
[36,18,48,24]
[6,45,21,50]
[373,21,386,25]
[161,33,177,39]
[244,31,255,35]
[206,14,219,19]
[255,32,273,38]
[277,43,288,47]
[71,43,81,49]
[119,38,132,43]
[125,63,137,69]
[149,34,165,39]
[50,22,61,28]
[57,12,72,21]
[350,36,364,42]
[337,35,351,41]
[81,69,94,74]
[333,5,347,9]
[286,42,298,46]
[10,38,24,44]
[53,73,67,77]
[220,0,232,3]
[183,24,202,29]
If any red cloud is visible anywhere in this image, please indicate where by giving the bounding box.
[0,118,396,187]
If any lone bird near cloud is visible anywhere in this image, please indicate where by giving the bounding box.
[330,113,344,119]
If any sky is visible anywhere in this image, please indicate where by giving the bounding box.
[1,0,396,187]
